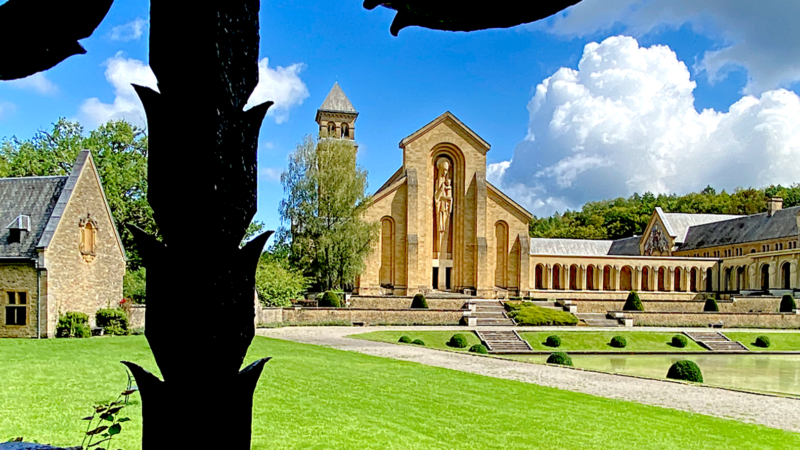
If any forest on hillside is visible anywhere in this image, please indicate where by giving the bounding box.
[529,185,800,241]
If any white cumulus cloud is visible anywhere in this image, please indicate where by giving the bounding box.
[0,101,16,120]
[8,73,57,95]
[79,53,158,128]
[109,18,147,42]
[543,0,800,94]
[245,58,309,124]
[492,36,800,216]
[259,167,282,182]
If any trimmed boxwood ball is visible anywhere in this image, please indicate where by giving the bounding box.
[755,335,771,348]
[609,336,627,348]
[704,298,719,312]
[666,360,703,383]
[398,335,412,344]
[545,335,561,348]
[623,291,644,311]
[448,333,469,348]
[411,339,425,346]
[469,344,488,354]
[671,335,688,348]
[411,293,428,309]
[319,291,342,307]
[546,352,573,366]
[780,294,797,312]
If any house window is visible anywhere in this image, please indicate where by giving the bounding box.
[79,214,98,262]
[5,291,27,326]
[327,122,336,136]
[779,243,784,250]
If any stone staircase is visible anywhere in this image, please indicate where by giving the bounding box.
[476,330,532,353]
[574,313,625,327]
[473,301,515,326]
[684,331,749,351]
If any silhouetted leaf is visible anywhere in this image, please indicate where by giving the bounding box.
[108,423,121,435]
[86,425,108,435]
[82,415,94,420]
[117,417,131,423]
[121,389,137,395]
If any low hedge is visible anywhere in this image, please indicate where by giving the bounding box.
[703,298,719,312]
[755,335,771,348]
[671,335,688,348]
[56,312,91,338]
[95,308,130,336]
[544,335,561,348]
[780,294,796,313]
[411,339,425,346]
[623,291,644,311]
[448,333,469,348]
[609,336,627,348]
[398,335,412,344]
[504,302,578,326]
[411,293,428,309]
[666,360,703,383]
[546,352,573,366]
[469,344,488,354]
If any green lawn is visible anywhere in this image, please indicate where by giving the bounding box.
[725,332,800,351]
[2,336,799,449]
[347,330,483,351]
[519,331,707,352]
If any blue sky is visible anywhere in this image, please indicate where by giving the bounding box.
[2,0,800,233]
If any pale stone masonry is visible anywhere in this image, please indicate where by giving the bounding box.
[0,150,125,338]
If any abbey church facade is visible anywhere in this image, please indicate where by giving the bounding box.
[317,83,800,300]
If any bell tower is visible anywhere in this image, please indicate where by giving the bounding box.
[316,82,358,140]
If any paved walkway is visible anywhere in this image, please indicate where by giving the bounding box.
[257,326,800,433]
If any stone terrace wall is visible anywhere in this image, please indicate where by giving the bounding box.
[348,297,467,310]
[260,307,463,325]
[572,298,783,314]
[619,311,800,328]
[128,305,145,330]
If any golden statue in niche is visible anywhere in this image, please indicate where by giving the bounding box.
[434,158,453,256]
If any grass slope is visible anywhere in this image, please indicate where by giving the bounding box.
[724,332,800,351]
[519,331,707,352]
[348,330,482,351]
[1,336,798,449]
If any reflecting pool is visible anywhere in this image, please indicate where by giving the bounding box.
[512,354,800,395]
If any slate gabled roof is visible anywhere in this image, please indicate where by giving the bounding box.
[680,206,800,251]
[318,82,357,113]
[656,207,742,244]
[0,176,67,259]
[607,236,641,256]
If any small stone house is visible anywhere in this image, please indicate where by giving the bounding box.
[0,150,126,338]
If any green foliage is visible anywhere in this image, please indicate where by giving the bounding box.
[411,339,425,346]
[544,335,561,347]
[780,294,797,312]
[469,344,488,354]
[703,298,719,312]
[56,312,91,338]
[671,335,689,348]
[755,336,771,348]
[666,360,703,383]
[95,309,130,336]
[527,185,800,240]
[623,291,644,311]
[411,293,428,309]
[504,302,578,326]
[279,135,379,291]
[609,336,627,348]
[546,352,573,366]
[256,254,309,307]
[448,333,469,348]
[241,220,266,248]
[80,371,137,450]
[0,119,155,269]
[319,291,342,307]
[122,267,146,304]
[398,335,412,344]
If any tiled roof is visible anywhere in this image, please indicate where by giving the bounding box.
[680,206,800,251]
[0,176,67,259]
[319,82,356,113]
[607,236,641,255]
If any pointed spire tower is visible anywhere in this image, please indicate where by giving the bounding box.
[316,82,358,140]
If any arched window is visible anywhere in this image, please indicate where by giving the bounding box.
[79,214,98,263]
[586,265,595,290]
[535,264,545,290]
[690,268,698,292]
[737,266,745,291]
[603,266,613,291]
[569,264,579,290]
[674,267,683,291]
[553,265,562,290]
[327,122,336,136]
[657,267,666,291]
[782,262,791,290]
[494,222,508,288]
[642,267,650,291]
[379,217,394,288]
[724,267,732,291]
[706,268,713,292]
[620,266,633,291]
[761,264,770,292]
[340,123,349,139]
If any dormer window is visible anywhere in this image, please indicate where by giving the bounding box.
[79,214,98,262]
[6,215,30,244]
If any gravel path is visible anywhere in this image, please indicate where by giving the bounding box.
[257,326,800,433]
